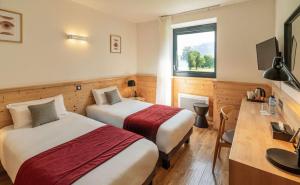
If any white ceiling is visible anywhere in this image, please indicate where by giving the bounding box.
[71,0,251,23]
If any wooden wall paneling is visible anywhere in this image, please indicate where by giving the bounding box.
[136,75,273,130]
[172,77,214,120]
[213,81,272,129]
[0,75,135,128]
[1,73,289,133]
[136,74,157,103]
[0,84,76,128]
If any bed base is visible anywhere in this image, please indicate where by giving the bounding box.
[142,161,159,185]
[159,128,193,169]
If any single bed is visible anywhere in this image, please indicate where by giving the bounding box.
[0,112,158,185]
[86,98,195,168]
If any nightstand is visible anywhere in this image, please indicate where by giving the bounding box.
[129,97,146,102]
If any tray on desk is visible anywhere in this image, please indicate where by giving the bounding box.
[246,98,266,103]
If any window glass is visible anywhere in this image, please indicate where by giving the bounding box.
[173,24,216,78]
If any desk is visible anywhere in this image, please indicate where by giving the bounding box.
[229,99,300,185]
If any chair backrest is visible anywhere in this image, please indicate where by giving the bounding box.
[221,105,234,121]
[218,105,235,139]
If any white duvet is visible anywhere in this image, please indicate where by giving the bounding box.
[86,99,195,154]
[0,113,158,185]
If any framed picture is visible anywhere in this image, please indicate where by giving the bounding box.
[0,9,22,43]
[110,35,121,53]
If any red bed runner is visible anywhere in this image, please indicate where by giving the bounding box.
[14,125,143,185]
[124,105,181,142]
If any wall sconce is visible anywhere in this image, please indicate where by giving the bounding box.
[66,34,88,41]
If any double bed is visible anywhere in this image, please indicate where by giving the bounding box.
[86,94,195,168]
[1,96,158,185]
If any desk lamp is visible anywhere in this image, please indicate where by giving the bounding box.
[128,80,137,97]
[264,56,300,174]
[263,56,291,81]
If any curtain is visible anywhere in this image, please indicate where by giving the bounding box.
[156,16,172,106]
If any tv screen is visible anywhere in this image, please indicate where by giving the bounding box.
[256,37,279,70]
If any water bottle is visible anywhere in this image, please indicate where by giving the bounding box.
[269,96,277,115]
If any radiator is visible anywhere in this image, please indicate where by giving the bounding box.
[178,93,209,115]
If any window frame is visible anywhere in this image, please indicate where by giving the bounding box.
[173,23,217,78]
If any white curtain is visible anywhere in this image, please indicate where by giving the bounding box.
[156,16,173,106]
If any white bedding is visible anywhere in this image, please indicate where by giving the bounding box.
[0,112,158,185]
[86,99,195,154]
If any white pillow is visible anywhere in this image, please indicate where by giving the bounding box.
[92,86,122,105]
[6,95,68,129]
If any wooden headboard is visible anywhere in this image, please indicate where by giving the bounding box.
[0,75,136,128]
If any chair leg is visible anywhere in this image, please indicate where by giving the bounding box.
[212,141,220,172]
[218,145,222,159]
[162,159,170,169]
[185,138,190,144]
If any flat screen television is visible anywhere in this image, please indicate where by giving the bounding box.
[256,37,279,70]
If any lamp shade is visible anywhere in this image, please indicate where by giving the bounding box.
[128,80,136,87]
[263,57,291,82]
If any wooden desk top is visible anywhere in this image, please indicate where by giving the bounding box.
[229,99,300,183]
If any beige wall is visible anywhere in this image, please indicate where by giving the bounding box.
[136,0,275,83]
[137,21,159,75]
[2,0,297,91]
[275,0,300,104]
[0,0,137,89]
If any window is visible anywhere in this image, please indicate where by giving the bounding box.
[173,23,217,78]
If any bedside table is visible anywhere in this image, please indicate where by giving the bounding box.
[129,97,146,102]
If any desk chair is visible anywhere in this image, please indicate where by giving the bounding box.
[212,105,235,172]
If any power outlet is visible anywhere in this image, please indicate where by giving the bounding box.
[75,84,82,91]
[278,98,284,111]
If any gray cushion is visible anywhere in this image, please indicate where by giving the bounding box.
[28,100,59,127]
[222,129,235,144]
[104,90,122,105]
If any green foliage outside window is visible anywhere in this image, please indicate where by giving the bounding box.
[182,46,215,71]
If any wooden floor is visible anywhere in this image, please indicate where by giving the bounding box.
[153,126,229,185]
[0,126,229,185]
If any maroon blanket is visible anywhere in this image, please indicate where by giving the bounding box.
[14,125,143,185]
[124,105,181,142]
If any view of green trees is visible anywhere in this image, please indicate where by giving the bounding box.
[181,46,214,71]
